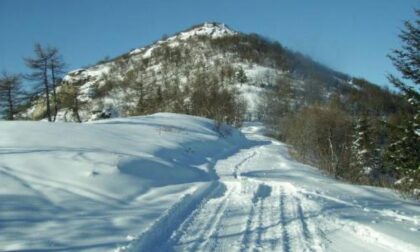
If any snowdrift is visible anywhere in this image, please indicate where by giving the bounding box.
[0,113,248,251]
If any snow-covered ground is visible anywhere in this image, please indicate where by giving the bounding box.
[0,113,246,251]
[0,115,419,251]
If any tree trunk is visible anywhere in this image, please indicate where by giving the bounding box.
[328,129,337,177]
[7,87,13,120]
[74,96,81,123]
[51,64,58,121]
[43,61,52,122]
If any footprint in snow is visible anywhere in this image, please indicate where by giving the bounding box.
[88,170,100,177]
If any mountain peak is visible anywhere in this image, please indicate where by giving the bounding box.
[128,22,236,56]
[175,22,237,41]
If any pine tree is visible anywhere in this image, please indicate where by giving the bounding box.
[386,9,420,196]
[350,116,379,182]
[236,67,248,85]
[0,72,24,120]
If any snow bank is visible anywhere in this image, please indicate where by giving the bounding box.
[0,113,247,251]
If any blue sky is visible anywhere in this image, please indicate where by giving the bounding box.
[0,0,418,88]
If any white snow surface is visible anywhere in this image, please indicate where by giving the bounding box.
[177,22,236,40]
[63,64,112,83]
[0,115,419,252]
[128,22,235,57]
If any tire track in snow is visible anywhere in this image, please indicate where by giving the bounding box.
[255,199,265,246]
[126,148,262,252]
[125,144,331,252]
[193,184,236,252]
[280,184,326,252]
[121,181,225,252]
[166,182,227,246]
[170,182,237,252]
[261,184,282,251]
[287,193,315,252]
[253,183,272,251]
[279,187,291,252]
[201,183,251,252]
[241,195,258,252]
[240,182,274,252]
[294,195,325,252]
[233,151,257,179]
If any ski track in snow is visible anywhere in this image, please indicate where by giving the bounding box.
[122,125,420,252]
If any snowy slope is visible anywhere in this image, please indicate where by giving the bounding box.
[1,116,419,251]
[0,113,247,251]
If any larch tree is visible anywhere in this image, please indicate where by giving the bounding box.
[0,72,24,120]
[48,47,66,121]
[24,44,55,122]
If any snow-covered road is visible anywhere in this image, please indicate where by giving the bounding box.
[126,123,420,252]
[165,180,325,252]
[1,115,418,251]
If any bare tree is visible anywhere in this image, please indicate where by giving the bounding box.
[24,43,55,121]
[49,48,66,121]
[0,72,24,120]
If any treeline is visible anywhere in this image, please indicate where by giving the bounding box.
[259,11,419,198]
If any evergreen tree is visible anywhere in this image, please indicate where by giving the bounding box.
[236,67,248,85]
[386,9,420,196]
[0,72,24,120]
[349,116,380,182]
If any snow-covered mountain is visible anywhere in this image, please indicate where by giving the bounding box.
[24,22,357,122]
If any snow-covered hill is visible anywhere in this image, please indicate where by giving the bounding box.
[1,114,419,251]
[23,22,351,122]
